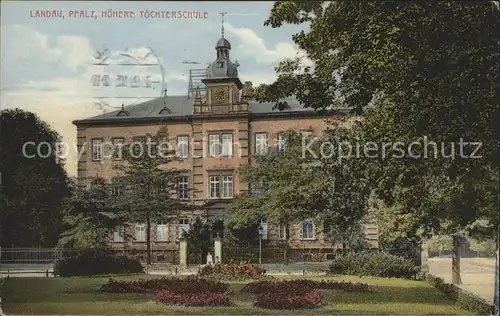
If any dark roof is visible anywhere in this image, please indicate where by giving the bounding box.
[216,37,231,49]
[73,96,351,125]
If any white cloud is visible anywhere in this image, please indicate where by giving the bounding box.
[225,22,302,65]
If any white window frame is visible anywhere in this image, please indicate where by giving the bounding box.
[208,133,233,157]
[221,175,233,198]
[178,219,190,239]
[177,176,189,200]
[156,222,169,242]
[252,180,266,196]
[221,133,233,156]
[111,181,123,197]
[300,220,315,240]
[111,138,124,160]
[277,133,286,153]
[208,175,233,199]
[134,223,146,242]
[255,133,268,155]
[92,139,103,161]
[209,175,220,199]
[278,224,287,240]
[177,136,189,158]
[112,228,124,242]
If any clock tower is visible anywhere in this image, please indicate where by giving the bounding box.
[195,13,245,114]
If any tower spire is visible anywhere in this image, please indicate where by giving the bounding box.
[219,12,227,38]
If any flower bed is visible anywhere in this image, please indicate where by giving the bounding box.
[198,261,267,280]
[155,290,233,307]
[100,276,230,294]
[254,290,323,309]
[242,279,372,295]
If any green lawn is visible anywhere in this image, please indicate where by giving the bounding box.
[1,275,473,315]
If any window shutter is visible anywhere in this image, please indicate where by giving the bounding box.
[299,222,304,239]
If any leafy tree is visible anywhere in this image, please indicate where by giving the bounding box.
[258,1,499,284]
[58,177,127,248]
[0,109,70,247]
[230,130,371,261]
[112,130,193,264]
[224,221,260,248]
[182,217,212,264]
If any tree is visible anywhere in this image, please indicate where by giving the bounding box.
[58,177,127,248]
[0,109,70,247]
[182,217,212,264]
[230,130,371,261]
[112,130,193,264]
[258,1,499,284]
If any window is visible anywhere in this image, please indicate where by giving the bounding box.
[209,176,220,198]
[260,219,268,240]
[156,222,169,241]
[177,136,189,158]
[251,180,266,196]
[132,136,146,157]
[277,133,286,153]
[111,183,123,197]
[222,175,233,198]
[208,133,233,157]
[178,219,190,238]
[135,224,146,242]
[112,138,124,160]
[301,130,314,142]
[278,225,287,240]
[221,134,233,156]
[92,139,103,161]
[208,175,233,199]
[300,220,315,240]
[177,176,189,200]
[255,133,268,155]
[112,228,124,242]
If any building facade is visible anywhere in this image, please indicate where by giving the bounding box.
[73,32,378,257]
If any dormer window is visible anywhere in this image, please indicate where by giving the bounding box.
[117,109,129,116]
[158,107,172,115]
[217,61,224,68]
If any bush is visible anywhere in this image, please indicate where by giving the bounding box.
[54,249,143,277]
[254,290,323,310]
[328,251,418,279]
[155,290,233,307]
[242,279,372,294]
[198,261,266,280]
[100,276,230,294]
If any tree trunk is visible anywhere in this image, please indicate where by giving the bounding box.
[493,236,499,315]
[420,239,429,275]
[146,213,152,265]
[451,235,462,285]
[284,224,289,265]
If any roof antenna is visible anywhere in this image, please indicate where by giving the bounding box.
[219,12,227,38]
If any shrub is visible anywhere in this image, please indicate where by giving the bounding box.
[100,276,230,294]
[198,261,266,280]
[328,251,418,279]
[243,279,372,294]
[155,290,233,307]
[254,290,323,310]
[54,249,143,277]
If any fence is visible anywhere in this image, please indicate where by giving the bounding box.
[0,247,179,269]
[222,246,335,264]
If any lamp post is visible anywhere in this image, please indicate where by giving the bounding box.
[258,225,263,266]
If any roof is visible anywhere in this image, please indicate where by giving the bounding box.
[215,37,231,49]
[72,96,351,125]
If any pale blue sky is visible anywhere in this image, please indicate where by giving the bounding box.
[0,1,308,175]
